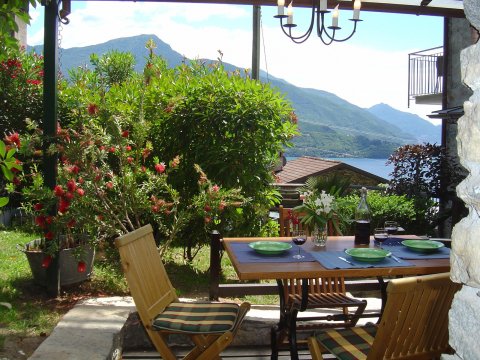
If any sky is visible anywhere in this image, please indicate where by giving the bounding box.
[27,1,445,124]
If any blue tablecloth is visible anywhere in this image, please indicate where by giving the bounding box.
[230,241,315,263]
[309,250,413,269]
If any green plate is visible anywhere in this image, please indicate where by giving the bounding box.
[345,248,391,262]
[401,240,445,252]
[249,241,292,255]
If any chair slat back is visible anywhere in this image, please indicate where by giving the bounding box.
[115,225,178,328]
[282,277,347,299]
[279,205,307,237]
[368,272,460,359]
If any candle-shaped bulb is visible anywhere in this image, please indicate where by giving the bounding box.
[332,4,339,27]
[277,0,285,16]
[319,0,327,11]
[287,2,293,24]
[353,0,361,20]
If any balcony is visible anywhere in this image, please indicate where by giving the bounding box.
[408,46,444,106]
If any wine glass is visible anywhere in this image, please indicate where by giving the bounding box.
[292,230,306,259]
[373,228,388,246]
[384,221,398,238]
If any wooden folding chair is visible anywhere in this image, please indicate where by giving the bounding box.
[115,224,250,360]
[308,272,460,360]
[272,206,367,360]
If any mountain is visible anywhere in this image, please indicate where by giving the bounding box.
[29,34,437,158]
[367,103,441,144]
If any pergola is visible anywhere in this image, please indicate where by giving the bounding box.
[40,0,465,295]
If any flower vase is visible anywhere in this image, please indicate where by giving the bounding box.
[312,223,328,247]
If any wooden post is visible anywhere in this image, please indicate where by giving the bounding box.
[209,230,221,300]
[42,0,60,297]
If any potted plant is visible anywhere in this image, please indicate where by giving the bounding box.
[16,114,246,286]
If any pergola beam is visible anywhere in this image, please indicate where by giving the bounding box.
[75,0,465,18]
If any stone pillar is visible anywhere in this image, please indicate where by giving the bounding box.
[446,1,480,359]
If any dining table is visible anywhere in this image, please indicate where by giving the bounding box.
[222,235,451,358]
[222,235,450,281]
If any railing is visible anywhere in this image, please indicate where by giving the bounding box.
[408,46,444,107]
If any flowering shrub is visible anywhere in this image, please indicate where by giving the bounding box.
[294,190,344,234]
[0,48,44,135]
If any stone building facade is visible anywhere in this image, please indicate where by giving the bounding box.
[446,1,480,358]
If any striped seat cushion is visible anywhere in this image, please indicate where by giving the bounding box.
[314,324,377,360]
[152,302,240,334]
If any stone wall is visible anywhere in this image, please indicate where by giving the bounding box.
[446,1,480,358]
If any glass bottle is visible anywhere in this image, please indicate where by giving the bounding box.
[354,187,371,245]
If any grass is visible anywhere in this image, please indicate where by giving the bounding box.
[0,228,279,352]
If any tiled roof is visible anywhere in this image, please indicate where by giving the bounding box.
[276,156,342,183]
[276,156,387,184]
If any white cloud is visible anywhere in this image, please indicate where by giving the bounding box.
[27,2,442,124]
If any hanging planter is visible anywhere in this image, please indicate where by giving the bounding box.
[18,237,95,287]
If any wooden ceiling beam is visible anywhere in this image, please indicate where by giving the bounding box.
[99,0,465,18]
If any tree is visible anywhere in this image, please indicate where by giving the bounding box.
[0,0,37,61]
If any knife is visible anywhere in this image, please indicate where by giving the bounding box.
[390,254,402,263]
[338,257,354,265]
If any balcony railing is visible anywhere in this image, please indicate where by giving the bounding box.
[408,46,444,106]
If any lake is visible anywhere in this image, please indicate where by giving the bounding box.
[287,157,393,179]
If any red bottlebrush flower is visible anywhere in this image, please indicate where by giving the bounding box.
[66,179,77,192]
[35,215,46,228]
[127,157,134,164]
[53,185,64,197]
[142,148,151,159]
[67,219,76,228]
[99,145,106,151]
[141,166,146,173]
[87,103,99,115]
[164,209,172,215]
[212,184,220,192]
[105,181,114,190]
[68,165,80,174]
[108,146,116,153]
[97,215,104,221]
[218,201,226,211]
[204,216,211,224]
[77,261,87,273]
[26,79,42,86]
[151,205,159,213]
[41,255,53,269]
[78,177,85,184]
[12,177,20,186]
[33,203,43,211]
[64,192,75,201]
[155,163,166,174]
[121,130,129,138]
[204,205,211,212]
[4,132,21,148]
[58,198,70,213]
[44,231,54,240]
[45,216,54,225]
[125,145,132,151]
[76,188,85,196]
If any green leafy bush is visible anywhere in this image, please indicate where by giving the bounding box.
[337,190,419,235]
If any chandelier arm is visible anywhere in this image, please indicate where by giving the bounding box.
[279,0,316,43]
[321,20,360,43]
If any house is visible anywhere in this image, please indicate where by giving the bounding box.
[275,156,387,187]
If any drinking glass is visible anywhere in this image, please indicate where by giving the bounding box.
[384,221,398,238]
[373,228,388,246]
[292,230,306,259]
